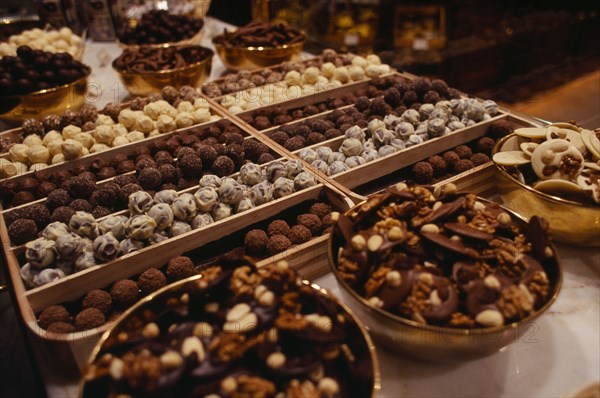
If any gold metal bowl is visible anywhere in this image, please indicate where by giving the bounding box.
[493,133,600,246]
[0,71,90,124]
[328,197,562,361]
[214,38,305,71]
[80,269,380,397]
[112,47,213,97]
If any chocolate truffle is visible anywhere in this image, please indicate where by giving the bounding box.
[97,167,117,180]
[37,181,57,198]
[196,145,218,167]
[270,131,289,146]
[267,235,292,255]
[179,154,203,177]
[138,268,167,294]
[454,145,473,160]
[68,176,96,199]
[116,160,135,174]
[121,183,143,202]
[69,211,97,238]
[42,115,62,132]
[244,229,268,255]
[412,161,434,184]
[442,151,460,169]
[471,153,490,166]
[477,137,496,155]
[212,156,235,177]
[267,220,290,237]
[135,158,157,174]
[488,120,513,139]
[113,174,137,187]
[288,224,311,244]
[24,203,51,229]
[258,153,275,164]
[284,137,305,151]
[309,202,332,219]
[138,167,162,190]
[110,280,140,308]
[11,191,36,206]
[93,233,120,262]
[454,159,474,173]
[22,119,44,136]
[38,305,71,329]
[51,206,76,224]
[82,289,112,314]
[92,206,112,219]
[427,155,447,177]
[176,147,196,159]
[242,139,268,162]
[296,214,322,236]
[75,308,105,330]
[166,256,195,281]
[8,218,38,245]
[431,79,449,96]
[46,322,76,333]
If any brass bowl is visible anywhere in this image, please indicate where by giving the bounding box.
[80,272,380,397]
[328,197,562,361]
[116,25,205,51]
[493,133,600,246]
[112,47,213,96]
[0,71,90,124]
[214,38,305,71]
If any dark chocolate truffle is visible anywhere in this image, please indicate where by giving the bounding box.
[423,90,441,104]
[110,280,140,308]
[442,151,460,168]
[22,118,44,135]
[82,289,112,314]
[477,137,496,155]
[288,225,311,244]
[120,183,143,202]
[267,220,290,237]
[135,158,157,174]
[68,176,96,199]
[75,308,106,330]
[309,202,332,219]
[166,256,196,281]
[427,155,447,177]
[138,167,162,190]
[113,171,137,187]
[257,153,275,164]
[296,214,322,236]
[471,153,490,166]
[244,229,269,255]
[11,191,36,207]
[51,206,76,224]
[454,159,474,173]
[70,199,93,213]
[454,145,473,160]
[413,77,432,95]
[266,235,292,255]
[412,162,434,184]
[116,160,135,174]
[179,155,203,177]
[92,206,112,218]
[355,96,371,112]
[38,305,71,329]
[488,120,513,139]
[158,164,178,184]
[431,79,449,96]
[322,213,336,229]
[242,139,268,162]
[175,147,196,159]
[270,131,290,146]
[284,137,305,151]
[24,203,51,228]
[196,145,218,167]
[46,322,76,333]
[96,167,117,180]
[3,208,24,228]
[8,218,38,245]
[37,181,57,198]
[137,268,167,294]
[212,156,235,177]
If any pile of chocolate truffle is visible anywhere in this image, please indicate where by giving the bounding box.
[213,21,304,48]
[114,45,212,73]
[0,26,83,58]
[119,10,204,45]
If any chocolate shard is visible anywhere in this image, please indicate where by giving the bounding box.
[421,231,481,259]
[425,196,466,224]
[526,216,550,261]
[444,222,494,241]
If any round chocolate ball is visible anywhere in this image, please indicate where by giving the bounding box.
[257,153,275,164]
[96,167,117,180]
[121,183,143,202]
[471,153,490,166]
[179,154,203,178]
[158,164,178,184]
[75,308,105,330]
[116,160,135,174]
[196,145,218,167]
[175,147,196,159]
[82,290,112,315]
[309,203,332,220]
[431,79,449,96]
[477,137,496,155]
[38,305,71,329]
[110,280,140,308]
[42,115,62,133]
[267,235,292,255]
[135,158,157,174]
[412,162,434,184]
[138,167,162,190]
[46,322,76,333]
[423,91,441,104]
[8,218,38,245]
[92,206,112,218]
[137,268,167,294]
[11,191,36,207]
[242,139,268,162]
[24,203,51,228]
[288,224,311,244]
[244,229,269,256]
[3,208,24,227]
[488,120,513,139]
[51,206,76,224]
[212,156,235,177]
[267,220,290,237]
[22,118,44,136]
[166,256,196,281]
[454,145,473,160]
[70,199,93,213]
[442,151,460,169]
[296,214,322,236]
[284,137,305,151]
[454,159,475,173]
[270,131,290,146]
[427,155,447,177]
[113,174,137,187]
[37,181,57,198]
[68,176,96,199]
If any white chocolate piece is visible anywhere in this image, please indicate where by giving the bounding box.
[546,126,585,154]
[530,139,584,180]
[534,179,584,198]
[61,139,84,160]
[581,129,600,159]
[520,142,539,157]
[493,151,531,166]
[514,127,547,139]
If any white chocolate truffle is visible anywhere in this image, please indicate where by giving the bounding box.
[298,148,318,164]
[284,160,304,178]
[321,62,336,79]
[118,109,137,128]
[378,145,397,157]
[42,222,70,241]
[394,122,415,139]
[199,174,222,188]
[293,171,317,190]
[362,149,379,162]
[9,144,29,163]
[302,66,320,84]
[112,136,130,146]
[75,250,96,271]
[51,154,65,164]
[118,238,144,256]
[23,134,43,147]
[327,160,349,176]
[345,155,366,168]
[90,143,110,153]
[93,125,113,144]
[98,215,128,240]
[129,191,154,214]
[126,131,145,142]
[61,139,84,160]
[92,232,120,262]
[55,232,86,260]
[236,197,255,213]
[126,215,157,240]
[248,181,273,205]
[339,138,363,157]
[327,151,346,164]
[74,132,95,149]
[20,263,39,288]
[272,177,295,198]
[175,112,195,128]
[154,190,178,205]
[28,145,50,164]
[311,159,329,174]
[284,70,302,86]
[62,125,81,140]
[367,118,386,134]
[191,213,214,229]
[112,124,128,137]
[171,193,197,221]
[401,109,421,125]
[239,163,264,186]
[96,114,114,126]
[316,146,333,161]
[25,238,56,269]
[69,212,97,238]
[266,161,288,182]
[33,268,65,287]
[348,65,365,81]
[169,220,192,236]
[177,101,194,113]
[157,114,176,133]
[344,125,365,142]
[148,203,174,231]
[219,179,244,205]
[192,108,211,123]
[212,202,232,221]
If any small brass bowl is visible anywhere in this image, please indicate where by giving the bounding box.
[214,38,305,71]
[0,71,90,124]
[328,197,562,361]
[493,133,600,246]
[80,272,380,397]
[112,46,213,97]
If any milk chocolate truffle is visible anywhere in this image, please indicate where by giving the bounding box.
[93,232,120,262]
[427,155,447,177]
[477,137,496,155]
[211,202,232,221]
[309,202,332,220]
[297,214,322,236]
[267,235,292,255]
[25,203,51,228]
[454,145,473,160]
[38,305,71,329]
[110,280,140,308]
[442,151,460,169]
[69,211,97,238]
[51,206,76,224]
[46,322,76,333]
[82,290,112,314]
[454,159,474,173]
[8,219,38,245]
[244,229,268,255]
[212,156,235,177]
[288,224,311,244]
[471,153,490,166]
[116,160,135,174]
[138,268,167,294]
[268,220,290,237]
[166,256,195,281]
[75,308,105,330]
[412,161,434,184]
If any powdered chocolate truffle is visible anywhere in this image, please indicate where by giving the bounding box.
[138,268,167,294]
[427,155,447,177]
[267,235,292,255]
[297,214,322,236]
[212,156,235,177]
[454,159,474,173]
[138,167,162,190]
[477,137,496,155]
[442,151,460,168]
[471,153,490,166]
[267,220,290,237]
[412,161,434,184]
[46,322,76,333]
[309,202,332,219]
[8,218,38,245]
[51,206,76,224]
[38,305,71,329]
[82,289,112,314]
[270,131,289,146]
[244,229,268,255]
[288,224,311,244]
[110,280,140,307]
[284,137,305,151]
[25,203,51,228]
[454,145,473,160]
[75,308,105,330]
[166,256,196,281]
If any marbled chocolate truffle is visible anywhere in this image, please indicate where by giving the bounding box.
[55,232,85,260]
[218,179,244,205]
[128,191,154,214]
[212,156,235,177]
[148,203,174,230]
[293,171,316,190]
[110,280,140,308]
[42,222,70,241]
[297,214,322,236]
[171,193,197,221]
[249,181,273,205]
[25,238,56,268]
[82,290,112,314]
[8,219,38,245]
[138,268,167,294]
[309,202,332,219]
[38,305,71,329]
[272,177,294,198]
[126,215,157,240]
[412,161,434,184]
[244,229,268,255]
[268,220,290,237]
[239,163,264,186]
[46,189,72,210]
[166,256,195,281]
[288,224,311,244]
[93,232,120,262]
[169,220,192,236]
[118,238,143,255]
[98,215,127,239]
[267,235,292,255]
[211,203,232,221]
[69,211,97,238]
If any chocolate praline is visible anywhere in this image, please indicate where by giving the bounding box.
[137,268,167,294]
[8,218,38,245]
[267,220,290,237]
[166,256,196,281]
[224,144,245,165]
[110,280,140,308]
[288,224,311,244]
[138,167,163,190]
[25,203,51,228]
[51,206,76,224]
[266,235,292,255]
[212,156,235,177]
[488,120,513,139]
[82,289,112,314]
[296,214,322,236]
[412,162,434,184]
[179,154,203,177]
[75,308,105,330]
[196,145,218,167]
[454,159,474,173]
[38,305,71,329]
[17,177,40,193]
[244,229,268,255]
[3,208,24,227]
[309,203,332,219]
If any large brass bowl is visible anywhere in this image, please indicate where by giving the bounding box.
[0,71,90,124]
[79,272,380,397]
[214,38,305,71]
[328,197,562,361]
[112,47,213,96]
[493,133,600,246]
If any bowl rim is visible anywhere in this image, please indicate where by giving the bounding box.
[493,133,600,209]
[0,68,91,99]
[111,45,214,76]
[212,32,307,52]
[79,271,381,397]
[327,195,563,336]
